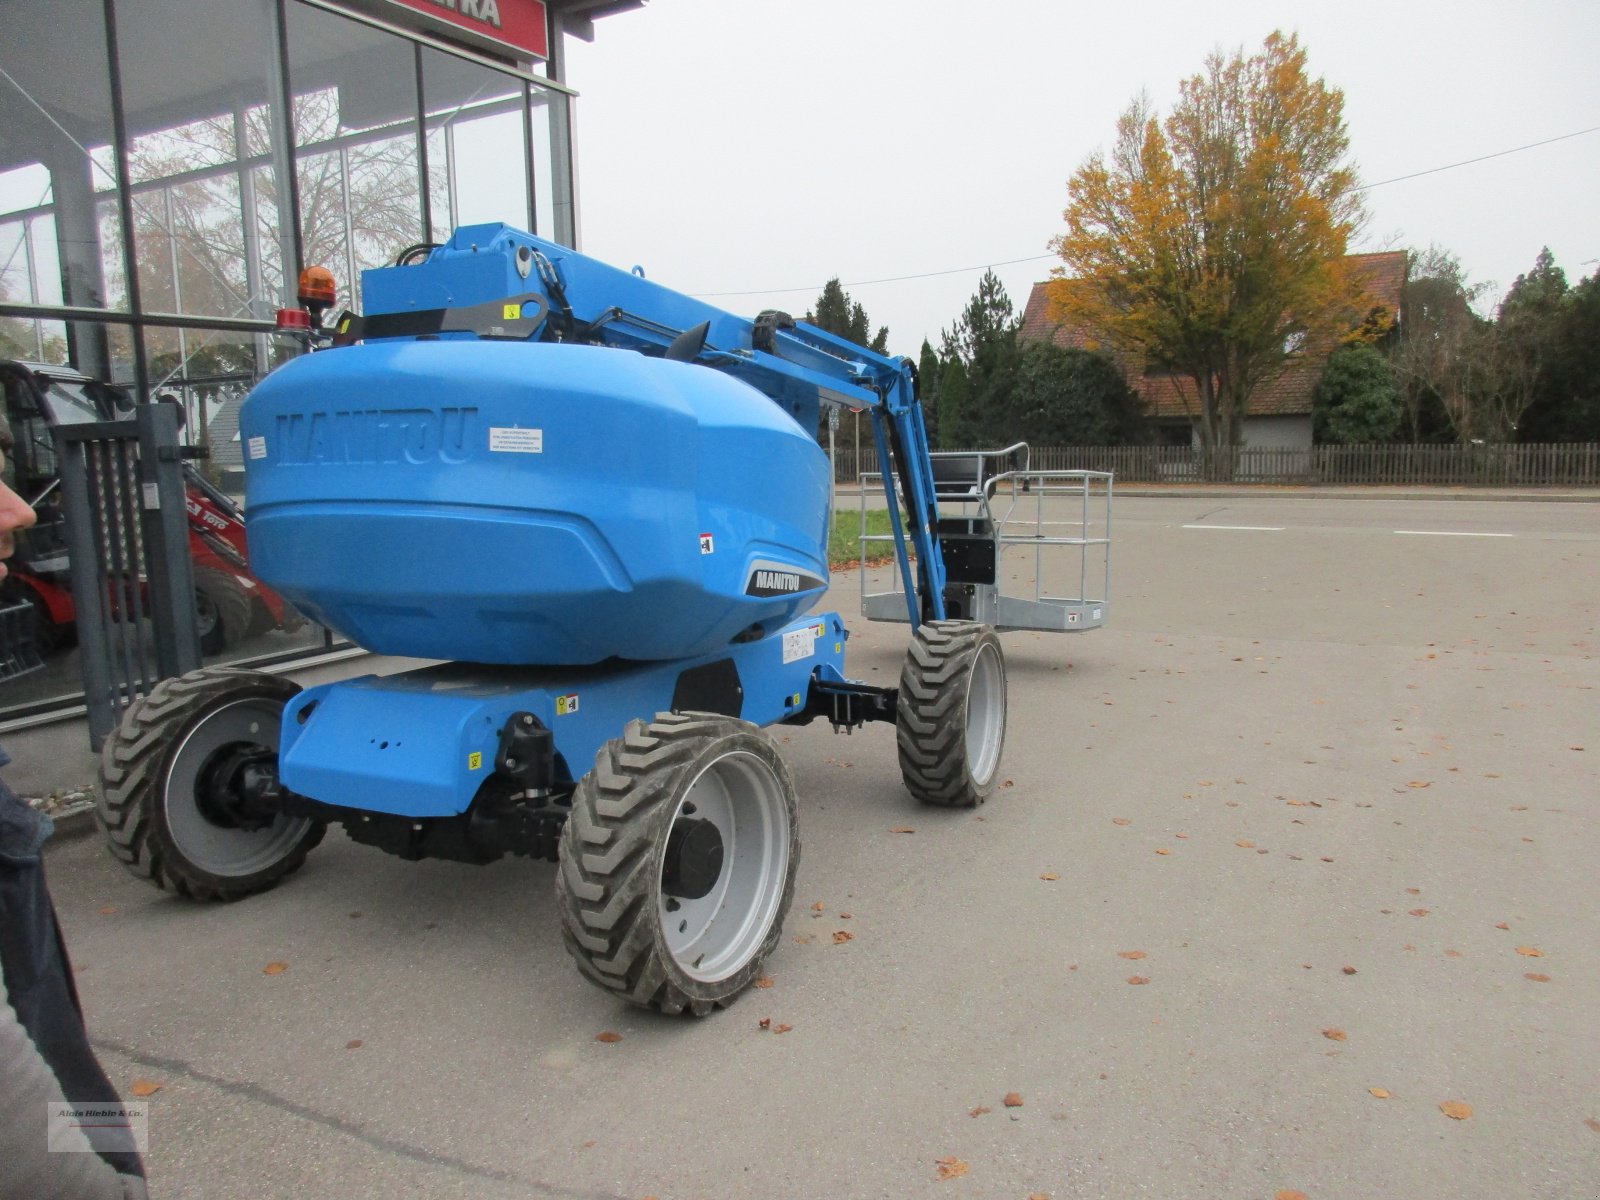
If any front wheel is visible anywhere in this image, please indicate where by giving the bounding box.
[557,712,799,1016]
[897,620,1007,807]
[96,667,325,901]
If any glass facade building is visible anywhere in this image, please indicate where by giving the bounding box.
[0,0,610,719]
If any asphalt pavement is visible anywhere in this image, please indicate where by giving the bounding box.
[27,492,1600,1198]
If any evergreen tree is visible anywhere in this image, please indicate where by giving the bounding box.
[938,359,971,448]
[1007,343,1145,445]
[917,339,941,446]
[805,278,890,354]
[939,269,1021,444]
[1313,344,1403,443]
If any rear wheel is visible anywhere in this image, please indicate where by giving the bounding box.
[897,620,1007,807]
[96,667,325,901]
[557,712,799,1016]
[194,567,252,656]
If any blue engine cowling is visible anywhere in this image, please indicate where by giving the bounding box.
[240,340,832,666]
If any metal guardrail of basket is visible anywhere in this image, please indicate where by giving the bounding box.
[857,442,1112,634]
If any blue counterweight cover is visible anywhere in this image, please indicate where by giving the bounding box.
[239,341,832,665]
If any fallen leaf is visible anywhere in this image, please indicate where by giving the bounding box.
[1495,921,1510,930]
[832,930,854,944]
[1321,856,1334,863]
[754,976,775,989]
[1003,1092,1024,1107]
[1409,908,1430,917]
[1127,975,1150,986]
[1236,839,1255,848]
[1155,848,1172,856]
[811,901,826,911]
[889,826,916,834]
[1524,973,1552,982]
[1585,1117,1600,1135]
[773,1023,792,1034]
[934,1156,969,1181]
[129,1080,161,1098]
[1112,817,1131,826]
[1039,873,1061,881]
[839,912,852,920]
[968,1105,991,1118]
[1001,779,1015,788]
[1369,1087,1391,1099]
[1118,950,1147,960]
[1342,966,1358,975]
[97,905,116,916]
[1439,1101,1473,1120]
[1322,1028,1347,1042]
[595,1031,623,1043]
[1405,888,1421,895]
[1276,1192,1310,1200]
[1515,946,1544,957]
[262,962,288,976]
[1446,949,1463,958]
[758,1018,771,1029]
[1029,1194,1051,1200]
[1406,781,1432,789]
[346,1039,363,1050]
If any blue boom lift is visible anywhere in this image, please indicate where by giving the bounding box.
[94,224,1108,1016]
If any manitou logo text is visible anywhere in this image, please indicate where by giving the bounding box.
[274,407,476,465]
[744,563,825,597]
[421,0,502,28]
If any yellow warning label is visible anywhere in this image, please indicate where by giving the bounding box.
[502,303,521,320]
[468,751,483,770]
[556,693,580,716]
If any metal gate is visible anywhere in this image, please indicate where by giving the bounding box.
[53,403,202,749]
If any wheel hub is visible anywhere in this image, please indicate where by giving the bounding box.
[661,816,724,900]
[194,743,282,832]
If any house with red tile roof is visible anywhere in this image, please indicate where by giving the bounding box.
[1020,251,1407,448]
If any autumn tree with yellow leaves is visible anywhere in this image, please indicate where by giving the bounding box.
[1050,32,1379,457]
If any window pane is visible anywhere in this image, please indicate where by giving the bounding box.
[423,47,529,239]
[0,0,126,331]
[115,0,287,321]
[288,4,425,311]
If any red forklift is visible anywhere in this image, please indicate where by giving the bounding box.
[0,360,302,658]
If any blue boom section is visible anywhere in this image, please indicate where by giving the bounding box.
[278,612,850,817]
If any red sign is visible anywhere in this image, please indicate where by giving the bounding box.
[382,0,548,61]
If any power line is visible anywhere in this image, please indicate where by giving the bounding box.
[1356,123,1600,191]
[694,124,1600,300]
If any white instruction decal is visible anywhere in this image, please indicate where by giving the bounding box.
[489,427,543,454]
[699,533,715,554]
[781,627,815,665]
[247,436,267,460]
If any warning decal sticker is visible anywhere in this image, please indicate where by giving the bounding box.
[489,427,543,453]
[555,693,580,716]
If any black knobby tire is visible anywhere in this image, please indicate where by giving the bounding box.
[556,712,799,1016]
[96,667,325,901]
[897,620,1007,808]
[194,567,253,656]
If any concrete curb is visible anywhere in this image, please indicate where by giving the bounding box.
[42,801,98,842]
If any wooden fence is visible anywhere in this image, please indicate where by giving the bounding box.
[831,443,1600,487]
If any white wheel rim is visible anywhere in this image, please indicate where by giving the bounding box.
[658,749,790,983]
[964,640,1004,785]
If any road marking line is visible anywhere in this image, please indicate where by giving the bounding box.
[1394,530,1514,538]
[1182,524,1285,531]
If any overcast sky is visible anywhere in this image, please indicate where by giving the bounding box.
[564,0,1599,356]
